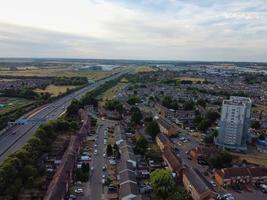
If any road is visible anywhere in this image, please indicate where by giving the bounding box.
[0,68,131,163]
[90,123,106,200]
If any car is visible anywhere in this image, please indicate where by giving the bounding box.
[103,153,106,157]
[102,178,106,184]
[74,188,83,194]
[74,181,82,186]
[102,165,107,170]
[68,194,77,200]
[108,186,117,193]
[94,150,98,155]
[210,180,216,187]
[102,174,106,179]
[91,167,94,171]
[260,184,267,193]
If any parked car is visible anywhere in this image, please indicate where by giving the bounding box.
[74,188,83,194]
[210,180,216,187]
[260,184,267,193]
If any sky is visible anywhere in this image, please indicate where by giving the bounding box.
[0,0,267,62]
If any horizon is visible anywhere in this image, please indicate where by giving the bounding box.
[0,57,267,64]
[0,0,267,62]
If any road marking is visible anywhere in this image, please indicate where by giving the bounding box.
[27,105,49,119]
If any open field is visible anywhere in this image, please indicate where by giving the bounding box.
[134,66,158,73]
[98,79,127,106]
[231,147,267,167]
[34,84,78,97]
[0,97,33,114]
[176,76,205,83]
[0,68,114,80]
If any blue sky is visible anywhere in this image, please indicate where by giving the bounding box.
[0,0,266,61]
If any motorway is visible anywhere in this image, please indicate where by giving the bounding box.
[0,68,131,163]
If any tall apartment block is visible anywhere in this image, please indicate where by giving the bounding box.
[215,96,252,152]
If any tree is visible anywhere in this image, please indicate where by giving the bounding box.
[145,120,160,139]
[259,132,266,140]
[66,99,80,116]
[81,163,90,173]
[70,121,78,130]
[183,101,195,110]
[251,120,261,129]
[131,108,143,125]
[105,99,123,112]
[206,111,220,122]
[144,116,153,125]
[106,144,113,157]
[161,96,178,110]
[135,136,148,155]
[208,151,233,169]
[197,119,211,132]
[150,169,175,199]
[127,95,140,105]
[197,99,206,108]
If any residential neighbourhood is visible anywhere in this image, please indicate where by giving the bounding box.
[1,64,267,200]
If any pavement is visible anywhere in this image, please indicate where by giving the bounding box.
[0,68,132,163]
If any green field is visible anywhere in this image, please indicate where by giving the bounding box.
[134,66,158,73]
[34,84,78,97]
[98,79,127,106]
[231,147,267,167]
[0,97,33,114]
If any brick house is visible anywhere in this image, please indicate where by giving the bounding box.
[157,117,179,136]
[215,167,267,186]
[162,147,184,180]
[156,133,173,152]
[190,146,217,161]
[183,167,215,200]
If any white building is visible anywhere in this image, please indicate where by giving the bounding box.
[216,96,252,152]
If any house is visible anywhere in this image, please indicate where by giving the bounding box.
[175,110,196,123]
[155,103,175,119]
[190,146,217,161]
[183,167,215,200]
[157,117,179,136]
[162,147,183,180]
[156,133,173,152]
[120,144,137,167]
[215,167,267,186]
[120,181,139,200]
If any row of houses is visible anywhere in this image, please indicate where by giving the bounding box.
[155,103,196,125]
[215,167,267,186]
[43,109,89,200]
[116,131,141,200]
[157,116,181,136]
[156,133,216,200]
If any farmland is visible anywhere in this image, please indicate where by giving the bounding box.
[176,76,205,83]
[0,68,114,80]
[134,66,158,73]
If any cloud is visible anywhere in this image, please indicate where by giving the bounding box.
[0,0,266,61]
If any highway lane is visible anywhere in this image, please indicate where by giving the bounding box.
[0,69,131,163]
